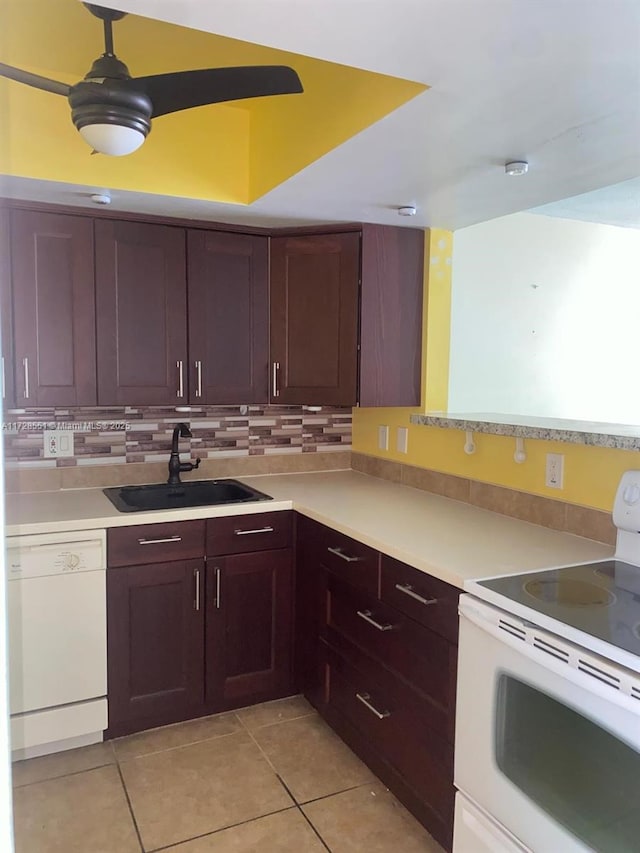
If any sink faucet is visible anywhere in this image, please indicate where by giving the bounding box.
[168,423,201,486]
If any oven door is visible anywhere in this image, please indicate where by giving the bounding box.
[455,594,640,853]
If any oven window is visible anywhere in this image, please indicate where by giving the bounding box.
[495,674,640,852]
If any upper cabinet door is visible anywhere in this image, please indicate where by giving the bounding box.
[95,220,188,406]
[270,233,360,406]
[187,231,268,404]
[11,210,96,407]
[0,210,14,408]
[359,225,424,407]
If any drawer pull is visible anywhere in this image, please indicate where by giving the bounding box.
[357,609,394,632]
[234,526,274,536]
[137,536,182,545]
[395,583,437,606]
[327,546,361,563]
[356,692,390,720]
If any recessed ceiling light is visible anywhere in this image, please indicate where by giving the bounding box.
[505,161,529,176]
[398,205,417,216]
[90,192,111,205]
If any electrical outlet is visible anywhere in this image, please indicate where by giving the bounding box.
[545,453,564,489]
[44,429,74,459]
[378,425,389,451]
[397,427,409,454]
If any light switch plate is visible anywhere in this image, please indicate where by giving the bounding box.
[378,425,389,451]
[44,429,74,458]
[397,427,409,454]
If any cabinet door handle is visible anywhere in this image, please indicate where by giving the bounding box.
[234,526,274,536]
[195,360,202,398]
[23,357,30,400]
[394,583,437,606]
[357,609,394,632]
[327,546,361,563]
[356,692,390,720]
[214,566,221,609]
[272,361,280,397]
[137,535,182,545]
[177,360,184,398]
[1,356,5,399]
[194,567,201,611]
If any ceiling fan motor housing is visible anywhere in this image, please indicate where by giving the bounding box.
[69,81,152,139]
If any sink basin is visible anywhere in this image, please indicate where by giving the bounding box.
[103,479,273,513]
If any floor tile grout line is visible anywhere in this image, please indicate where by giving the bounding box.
[299,780,378,807]
[145,805,299,853]
[11,758,117,789]
[298,805,333,853]
[112,724,247,763]
[114,760,145,853]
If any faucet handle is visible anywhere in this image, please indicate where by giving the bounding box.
[193,457,201,469]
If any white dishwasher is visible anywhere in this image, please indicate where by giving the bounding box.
[7,529,107,759]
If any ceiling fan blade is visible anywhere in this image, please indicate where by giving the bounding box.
[0,62,70,96]
[130,66,303,118]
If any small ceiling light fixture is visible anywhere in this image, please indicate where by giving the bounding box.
[505,160,529,176]
[90,192,111,205]
[398,205,417,216]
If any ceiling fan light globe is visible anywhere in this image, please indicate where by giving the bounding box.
[78,123,145,156]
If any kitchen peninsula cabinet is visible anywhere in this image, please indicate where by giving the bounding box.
[187,230,269,404]
[295,515,459,851]
[270,232,361,405]
[11,209,96,406]
[95,219,188,406]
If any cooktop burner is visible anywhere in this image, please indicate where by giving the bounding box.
[523,577,615,608]
[479,560,640,657]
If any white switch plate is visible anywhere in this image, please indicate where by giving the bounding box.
[545,452,564,489]
[378,425,389,451]
[396,427,409,454]
[44,429,74,458]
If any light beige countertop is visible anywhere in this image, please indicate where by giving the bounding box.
[5,470,613,589]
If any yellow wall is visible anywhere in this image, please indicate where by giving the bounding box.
[351,228,638,513]
[1,0,425,204]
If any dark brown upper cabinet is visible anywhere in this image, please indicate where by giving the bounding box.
[95,219,187,406]
[270,233,360,406]
[11,210,96,407]
[360,225,424,407]
[0,210,14,408]
[187,230,269,404]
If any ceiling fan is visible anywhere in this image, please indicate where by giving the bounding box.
[0,2,303,156]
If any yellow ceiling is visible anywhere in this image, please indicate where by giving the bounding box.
[0,0,427,204]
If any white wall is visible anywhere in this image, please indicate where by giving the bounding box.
[448,212,640,424]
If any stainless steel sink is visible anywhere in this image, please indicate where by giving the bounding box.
[103,479,272,513]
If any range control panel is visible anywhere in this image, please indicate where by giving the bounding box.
[613,470,640,533]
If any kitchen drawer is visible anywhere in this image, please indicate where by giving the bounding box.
[324,644,455,822]
[108,521,205,567]
[380,555,460,644]
[207,511,292,555]
[316,525,379,597]
[324,573,456,725]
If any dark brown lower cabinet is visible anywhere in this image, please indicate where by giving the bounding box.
[106,513,294,736]
[295,514,459,852]
[205,549,293,710]
[106,558,205,737]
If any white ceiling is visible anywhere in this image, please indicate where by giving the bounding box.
[3,0,640,230]
[530,176,640,230]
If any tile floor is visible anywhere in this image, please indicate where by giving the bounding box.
[11,695,446,853]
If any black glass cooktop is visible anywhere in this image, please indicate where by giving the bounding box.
[479,560,640,656]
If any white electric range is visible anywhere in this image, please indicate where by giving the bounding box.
[454,471,640,853]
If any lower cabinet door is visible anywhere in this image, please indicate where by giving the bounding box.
[107,559,205,736]
[205,549,293,710]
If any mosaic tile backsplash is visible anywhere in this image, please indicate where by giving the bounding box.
[3,405,352,469]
